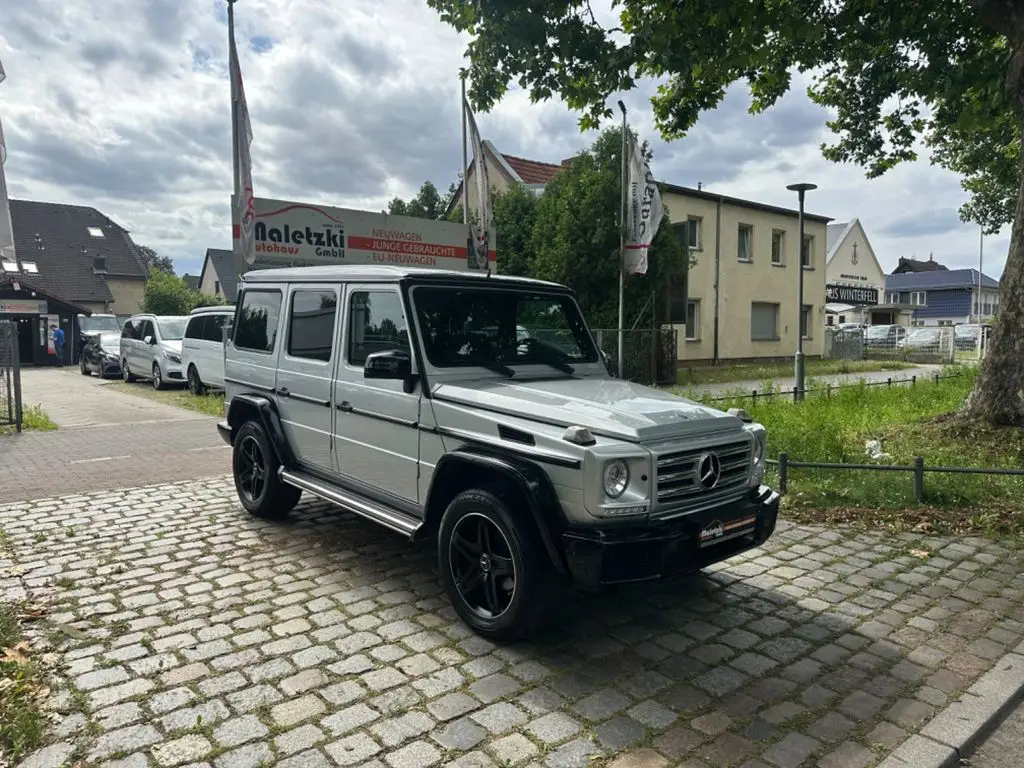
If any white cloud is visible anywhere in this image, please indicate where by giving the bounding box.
[0,0,1007,281]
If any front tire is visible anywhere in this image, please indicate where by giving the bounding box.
[80,358,89,376]
[152,363,166,390]
[438,489,550,642]
[122,360,136,383]
[232,420,302,519]
[187,365,206,396]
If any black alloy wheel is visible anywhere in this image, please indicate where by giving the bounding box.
[236,434,266,505]
[449,511,517,620]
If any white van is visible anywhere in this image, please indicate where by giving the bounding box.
[181,305,235,395]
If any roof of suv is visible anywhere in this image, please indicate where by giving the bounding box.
[189,305,235,315]
[238,264,565,290]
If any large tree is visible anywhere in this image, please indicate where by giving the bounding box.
[386,181,456,219]
[428,0,1024,425]
[136,245,175,274]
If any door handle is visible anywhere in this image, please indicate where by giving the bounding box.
[337,401,353,412]
[277,387,290,398]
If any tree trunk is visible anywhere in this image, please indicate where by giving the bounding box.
[961,36,1024,424]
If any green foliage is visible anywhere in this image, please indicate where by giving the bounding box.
[387,181,455,220]
[142,267,224,315]
[491,183,539,276]
[136,245,175,274]
[0,605,47,763]
[426,0,1017,229]
[530,126,685,328]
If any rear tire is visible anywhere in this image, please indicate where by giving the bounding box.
[187,365,206,396]
[438,488,550,642]
[232,420,302,519]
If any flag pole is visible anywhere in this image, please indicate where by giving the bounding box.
[461,73,469,228]
[227,0,240,270]
[617,100,627,379]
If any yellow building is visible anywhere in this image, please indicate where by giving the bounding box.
[448,142,832,363]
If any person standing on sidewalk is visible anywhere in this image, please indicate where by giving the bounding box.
[51,324,64,366]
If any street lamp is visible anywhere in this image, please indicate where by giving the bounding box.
[787,182,817,402]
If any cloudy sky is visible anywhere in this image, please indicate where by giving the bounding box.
[0,0,1007,281]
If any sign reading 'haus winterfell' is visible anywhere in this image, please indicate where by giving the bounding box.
[231,196,497,275]
[826,284,880,305]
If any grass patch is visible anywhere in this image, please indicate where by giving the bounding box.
[103,381,224,418]
[674,358,914,387]
[0,605,47,763]
[0,404,58,435]
[694,367,1024,535]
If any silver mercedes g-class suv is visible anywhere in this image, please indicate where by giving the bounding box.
[218,265,779,640]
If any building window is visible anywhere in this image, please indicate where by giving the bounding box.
[800,304,813,339]
[737,224,753,262]
[886,292,899,304]
[983,302,992,315]
[771,230,784,265]
[827,315,835,326]
[801,235,814,268]
[214,280,221,295]
[687,217,702,251]
[685,300,699,340]
[910,291,926,306]
[750,302,779,341]
[87,226,104,238]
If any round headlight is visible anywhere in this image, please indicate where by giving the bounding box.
[753,437,765,464]
[603,459,629,498]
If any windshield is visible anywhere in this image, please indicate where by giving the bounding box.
[79,314,121,333]
[156,317,188,340]
[98,332,121,349]
[866,325,891,338]
[411,286,599,371]
[907,329,939,340]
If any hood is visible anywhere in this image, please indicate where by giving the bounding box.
[161,340,182,354]
[433,377,743,442]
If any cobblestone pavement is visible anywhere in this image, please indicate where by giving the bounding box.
[968,699,1024,767]
[3,478,1024,768]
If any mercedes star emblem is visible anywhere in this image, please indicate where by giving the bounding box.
[696,452,722,490]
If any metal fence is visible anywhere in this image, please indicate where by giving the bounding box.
[701,369,966,405]
[592,328,678,385]
[823,325,956,365]
[772,452,1024,504]
[0,320,23,432]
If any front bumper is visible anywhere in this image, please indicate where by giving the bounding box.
[561,484,780,589]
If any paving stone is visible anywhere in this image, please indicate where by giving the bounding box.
[595,715,646,750]
[16,742,76,768]
[275,748,332,768]
[370,711,435,747]
[271,693,327,727]
[490,733,540,764]
[543,737,602,767]
[806,712,855,743]
[426,691,480,721]
[760,732,821,767]
[471,701,528,733]
[274,723,325,756]
[321,703,380,736]
[212,742,273,768]
[213,715,269,748]
[526,712,583,744]
[324,733,383,766]
[89,724,163,760]
[606,748,669,768]
[384,739,442,768]
[816,740,874,768]
[431,717,488,750]
[572,688,632,721]
[152,735,213,767]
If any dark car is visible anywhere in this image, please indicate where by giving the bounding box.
[77,313,122,356]
[79,331,122,378]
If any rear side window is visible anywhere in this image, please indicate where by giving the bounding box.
[234,290,282,353]
[288,290,338,362]
[203,314,228,343]
[184,316,206,340]
[140,320,155,340]
[121,320,135,339]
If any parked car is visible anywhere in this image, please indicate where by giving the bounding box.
[954,323,991,350]
[76,313,121,359]
[899,327,944,352]
[181,305,235,395]
[79,331,122,378]
[119,313,189,389]
[863,324,906,351]
[218,265,779,640]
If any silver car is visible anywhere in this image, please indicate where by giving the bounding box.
[218,265,779,640]
[119,314,189,389]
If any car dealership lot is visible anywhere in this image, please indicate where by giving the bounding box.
[4,476,1023,768]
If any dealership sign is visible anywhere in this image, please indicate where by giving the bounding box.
[826,284,879,305]
[0,300,47,314]
[231,196,497,276]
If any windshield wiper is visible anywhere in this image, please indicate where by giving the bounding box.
[521,338,575,376]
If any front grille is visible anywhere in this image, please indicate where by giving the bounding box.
[655,438,751,513]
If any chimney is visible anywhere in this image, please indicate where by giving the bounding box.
[697,181,703,190]
[93,255,107,274]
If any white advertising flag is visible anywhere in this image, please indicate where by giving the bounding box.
[464,98,492,270]
[0,57,17,265]
[624,131,664,275]
[229,17,256,268]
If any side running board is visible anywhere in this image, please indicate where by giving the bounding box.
[278,468,421,539]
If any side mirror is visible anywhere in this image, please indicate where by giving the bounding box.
[144,335,155,345]
[364,349,411,381]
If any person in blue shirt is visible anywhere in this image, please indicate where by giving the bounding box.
[51,324,65,366]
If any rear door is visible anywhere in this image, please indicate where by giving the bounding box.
[137,319,156,373]
[203,313,229,387]
[275,284,339,473]
[224,287,285,399]
[182,315,205,377]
